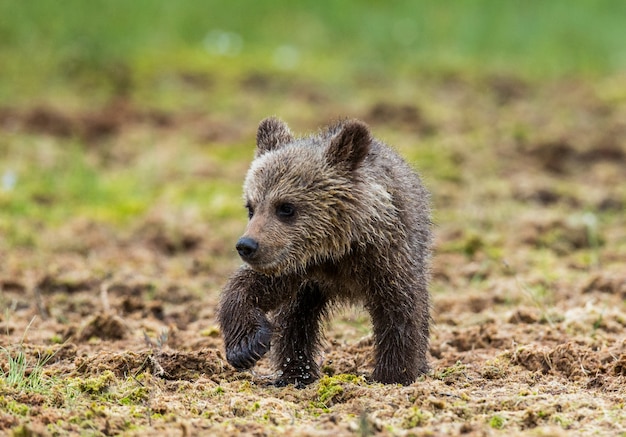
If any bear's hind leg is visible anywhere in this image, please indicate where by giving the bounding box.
[272,283,327,388]
[367,291,429,385]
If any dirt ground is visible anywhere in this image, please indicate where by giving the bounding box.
[1,73,626,436]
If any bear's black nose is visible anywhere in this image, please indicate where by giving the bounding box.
[236,237,259,260]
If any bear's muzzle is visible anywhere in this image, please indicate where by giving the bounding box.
[236,237,259,261]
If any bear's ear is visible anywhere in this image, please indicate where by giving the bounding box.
[256,117,293,157]
[325,120,371,171]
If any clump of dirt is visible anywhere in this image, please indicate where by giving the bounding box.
[37,274,96,295]
[611,354,626,376]
[13,392,46,407]
[74,348,227,380]
[583,273,626,297]
[447,322,512,352]
[49,343,79,363]
[37,266,99,294]
[0,278,27,292]
[512,180,580,207]
[153,349,228,380]
[0,101,171,142]
[526,139,577,174]
[508,307,541,324]
[517,215,600,254]
[485,74,530,104]
[365,102,436,135]
[322,337,373,377]
[0,101,248,149]
[134,219,204,255]
[510,341,626,380]
[104,273,160,297]
[73,351,145,376]
[0,415,19,431]
[77,312,130,341]
[520,136,625,176]
[120,296,165,319]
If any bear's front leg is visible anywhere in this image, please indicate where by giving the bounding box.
[272,283,328,388]
[218,267,280,371]
[367,286,430,385]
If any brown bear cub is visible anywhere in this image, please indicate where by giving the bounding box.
[218,117,432,386]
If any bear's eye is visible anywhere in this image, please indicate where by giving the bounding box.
[276,203,296,220]
[245,203,254,219]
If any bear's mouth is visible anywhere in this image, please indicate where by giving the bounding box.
[244,249,293,276]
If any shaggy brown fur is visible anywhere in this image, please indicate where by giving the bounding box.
[218,117,432,386]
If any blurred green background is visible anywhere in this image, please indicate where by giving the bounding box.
[2,0,626,104]
[1,0,625,247]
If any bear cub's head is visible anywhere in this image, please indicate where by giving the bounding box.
[236,117,374,276]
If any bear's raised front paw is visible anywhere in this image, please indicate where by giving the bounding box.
[225,322,272,371]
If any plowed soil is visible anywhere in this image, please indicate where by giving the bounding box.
[1,74,625,436]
